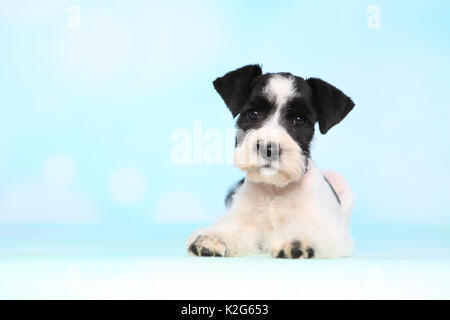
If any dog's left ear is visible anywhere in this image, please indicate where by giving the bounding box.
[213,64,262,118]
[307,78,355,134]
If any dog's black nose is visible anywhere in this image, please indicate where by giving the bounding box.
[266,143,273,157]
[257,141,280,160]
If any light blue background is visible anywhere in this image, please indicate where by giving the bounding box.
[1,0,449,253]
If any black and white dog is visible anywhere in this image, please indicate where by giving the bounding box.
[187,65,355,259]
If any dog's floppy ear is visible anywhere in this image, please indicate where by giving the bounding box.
[307,78,355,134]
[213,64,262,118]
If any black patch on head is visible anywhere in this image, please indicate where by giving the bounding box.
[213,65,355,167]
[306,78,355,134]
[278,77,317,162]
[234,73,284,134]
[235,94,277,133]
[232,73,319,167]
[213,64,263,118]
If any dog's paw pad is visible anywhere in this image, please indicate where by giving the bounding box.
[188,235,229,257]
[273,240,314,259]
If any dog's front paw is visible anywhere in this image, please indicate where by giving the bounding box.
[188,235,229,257]
[272,240,315,259]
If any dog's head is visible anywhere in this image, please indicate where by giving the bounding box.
[214,64,355,187]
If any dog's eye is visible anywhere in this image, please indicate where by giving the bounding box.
[293,116,305,126]
[247,110,260,121]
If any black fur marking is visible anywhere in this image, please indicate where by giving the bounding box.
[291,241,303,258]
[236,94,278,135]
[225,178,245,207]
[234,75,317,153]
[277,250,286,258]
[283,94,314,172]
[189,242,198,256]
[324,176,341,205]
[201,247,213,257]
[306,248,315,259]
[279,79,317,163]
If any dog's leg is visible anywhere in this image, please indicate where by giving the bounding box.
[187,216,260,257]
[264,220,353,259]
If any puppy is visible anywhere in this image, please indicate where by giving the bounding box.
[187,65,355,259]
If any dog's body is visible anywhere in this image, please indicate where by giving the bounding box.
[187,65,355,259]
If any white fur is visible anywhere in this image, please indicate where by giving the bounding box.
[264,74,297,108]
[263,75,296,129]
[187,162,354,258]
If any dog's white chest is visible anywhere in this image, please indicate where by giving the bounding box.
[265,196,284,229]
[243,182,308,230]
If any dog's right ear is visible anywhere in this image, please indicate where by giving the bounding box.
[213,64,262,118]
